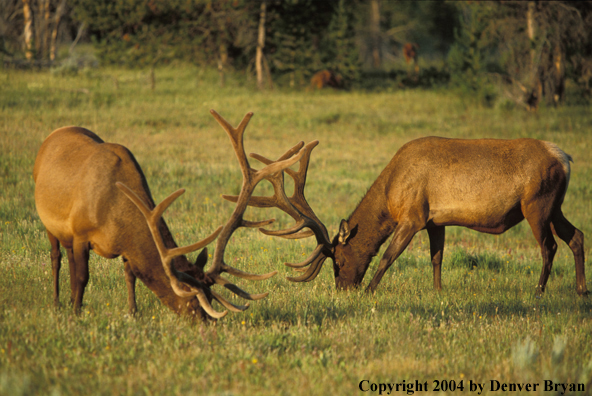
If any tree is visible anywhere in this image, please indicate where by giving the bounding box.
[22,0,33,60]
[255,0,271,90]
[448,1,592,108]
[71,0,257,87]
[50,0,66,61]
[369,0,380,68]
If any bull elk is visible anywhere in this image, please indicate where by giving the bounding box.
[229,136,587,296]
[33,110,306,319]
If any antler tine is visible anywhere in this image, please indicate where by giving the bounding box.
[209,109,253,179]
[115,182,227,319]
[206,110,308,303]
[286,255,328,282]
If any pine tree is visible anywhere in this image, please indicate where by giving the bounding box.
[321,0,360,87]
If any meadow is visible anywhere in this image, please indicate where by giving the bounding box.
[1,64,592,395]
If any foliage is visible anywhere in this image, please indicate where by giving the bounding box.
[2,65,592,394]
[446,2,498,105]
[0,0,22,57]
[4,0,592,104]
[265,0,360,88]
[265,0,335,87]
[71,0,257,69]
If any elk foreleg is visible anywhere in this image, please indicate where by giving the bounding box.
[427,225,445,291]
[66,247,77,305]
[366,222,420,293]
[71,240,90,313]
[47,231,62,306]
[123,257,138,315]
[552,211,587,296]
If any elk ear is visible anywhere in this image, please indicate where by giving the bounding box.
[338,220,351,245]
[194,248,208,271]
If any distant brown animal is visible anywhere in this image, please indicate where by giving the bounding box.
[309,70,343,90]
[33,110,306,319]
[234,137,587,297]
[403,43,419,75]
[403,43,418,65]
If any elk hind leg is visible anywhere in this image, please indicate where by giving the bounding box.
[427,225,445,291]
[71,240,91,313]
[366,222,420,293]
[525,214,557,295]
[47,231,62,306]
[123,257,138,315]
[551,211,587,295]
[65,248,77,306]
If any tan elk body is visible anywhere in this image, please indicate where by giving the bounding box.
[34,111,304,318]
[239,136,586,296]
[33,126,199,314]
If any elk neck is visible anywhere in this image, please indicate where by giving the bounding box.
[343,172,398,266]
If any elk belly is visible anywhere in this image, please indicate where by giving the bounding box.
[429,201,524,235]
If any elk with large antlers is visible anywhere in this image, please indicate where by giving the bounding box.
[234,136,587,296]
[33,110,305,318]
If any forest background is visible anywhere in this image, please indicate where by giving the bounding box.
[2,0,592,108]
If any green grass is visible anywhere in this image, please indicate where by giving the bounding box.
[1,64,592,395]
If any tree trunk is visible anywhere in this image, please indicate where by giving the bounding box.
[370,0,381,68]
[23,0,34,60]
[50,0,67,61]
[527,1,536,66]
[41,0,50,59]
[256,0,267,90]
[526,1,541,111]
[551,42,565,106]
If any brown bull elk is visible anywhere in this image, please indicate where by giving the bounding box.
[33,110,305,319]
[231,136,587,296]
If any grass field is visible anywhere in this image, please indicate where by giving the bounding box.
[1,64,592,395]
